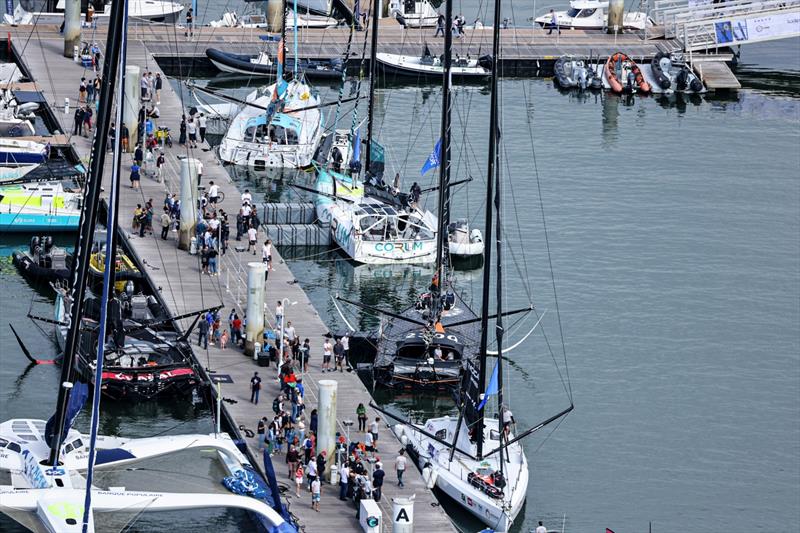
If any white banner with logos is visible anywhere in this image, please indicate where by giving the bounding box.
[715,11,800,44]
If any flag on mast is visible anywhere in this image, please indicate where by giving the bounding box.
[477,361,498,410]
[420,138,442,176]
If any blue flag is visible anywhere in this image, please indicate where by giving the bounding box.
[420,138,442,176]
[477,362,498,411]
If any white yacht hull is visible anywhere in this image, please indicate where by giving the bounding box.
[393,417,528,532]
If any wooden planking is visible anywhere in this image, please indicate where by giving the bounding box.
[12,29,456,533]
[8,23,682,63]
[693,59,741,89]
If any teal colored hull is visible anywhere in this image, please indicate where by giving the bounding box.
[0,212,80,232]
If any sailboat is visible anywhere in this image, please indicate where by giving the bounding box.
[383,0,573,529]
[218,0,324,169]
[0,2,297,530]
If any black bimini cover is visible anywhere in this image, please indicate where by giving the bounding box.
[395,330,465,358]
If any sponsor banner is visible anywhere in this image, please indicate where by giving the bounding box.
[716,12,800,45]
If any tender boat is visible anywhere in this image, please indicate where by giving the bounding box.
[553,55,602,90]
[390,0,441,27]
[218,78,323,169]
[0,139,48,165]
[206,48,344,79]
[377,46,491,80]
[604,52,651,94]
[651,52,705,94]
[0,180,82,231]
[448,218,483,259]
[534,0,654,31]
[12,236,70,283]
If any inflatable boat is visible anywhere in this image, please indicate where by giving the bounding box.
[206,48,344,80]
[605,52,651,94]
[651,52,705,93]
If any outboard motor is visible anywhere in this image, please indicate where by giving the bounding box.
[675,69,689,92]
[577,67,588,91]
[442,291,455,311]
[626,71,636,92]
[43,235,53,253]
[30,235,40,256]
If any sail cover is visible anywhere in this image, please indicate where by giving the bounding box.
[44,380,89,448]
[460,357,482,429]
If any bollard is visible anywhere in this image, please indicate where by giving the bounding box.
[245,262,267,356]
[253,341,261,362]
[317,379,337,477]
[64,0,81,58]
[359,499,382,532]
[64,98,69,115]
[607,0,624,34]
[392,494,415,533]
[73,45,79,63]
[178,158,200,250]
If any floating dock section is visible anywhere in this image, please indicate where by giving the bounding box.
[262,202,331,246]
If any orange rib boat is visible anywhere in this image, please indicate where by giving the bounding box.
[605,52,652,94]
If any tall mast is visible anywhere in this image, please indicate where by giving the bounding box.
[46,0,126,468]
[476,0,503,460]
[365,0,379,174]
[433,0,453,313]
[280,0,288,79]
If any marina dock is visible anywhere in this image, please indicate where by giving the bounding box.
[7,29,455,533]
[6,22,743,86]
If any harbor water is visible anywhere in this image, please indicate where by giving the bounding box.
[1,4,799,532]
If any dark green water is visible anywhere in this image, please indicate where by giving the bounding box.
[2,22,798,533]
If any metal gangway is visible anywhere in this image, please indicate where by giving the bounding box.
[652,0,800,51]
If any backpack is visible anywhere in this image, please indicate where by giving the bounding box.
[272,397,280,414]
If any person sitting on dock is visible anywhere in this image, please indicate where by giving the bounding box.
[146,105,160,119]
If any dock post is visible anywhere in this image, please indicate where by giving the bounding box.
[317,379,338,478]
[122,65,141,152]
[63,0,81,58]
[245,262,268,356]
[607,0,624,34]
[178,157,200,250]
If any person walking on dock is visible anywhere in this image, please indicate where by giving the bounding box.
[334,337,345,372]
[357,403,367,432]
[434,14,445,37]
[78,77,87,103]
[301,338,311,373]
[160,208,171,240]
[198,113,207,144]
[369,417,380,446]
[294,464,304,496]
[338,462,349,500]
[185,6,194,38]
[322,337,332,372]
[250,371,262,404]
[155,73,163,104]
[198,314,209,349]
[395,449,407,488]
[372,462,385,501]
[247,225,258,254]
[73,106,84,136]
[547,9,560,35]
[257,417,267,450]
[187,117,198,148]
[179,115,187,145]
[130,163,141,190]
[287,445,300,479]
[310,476,321,512]
[262,240,273,271]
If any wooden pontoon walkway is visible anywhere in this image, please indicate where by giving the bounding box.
[11,31,455,533]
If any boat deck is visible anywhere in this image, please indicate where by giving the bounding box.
[10,28,455,533]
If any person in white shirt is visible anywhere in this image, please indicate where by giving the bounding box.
[241,189,252,206]
[395,449,407,487]
[198,112,208,144]
[365,431,375,452]
[275,301,284,324]
[341,333,349,361]
[284,321,296,343]
[535,521,547,533]
[338,463,349,500]
[262,239,273,271]
[208,181,220,206]
[322,339,332,372]
[247,225,258,254]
